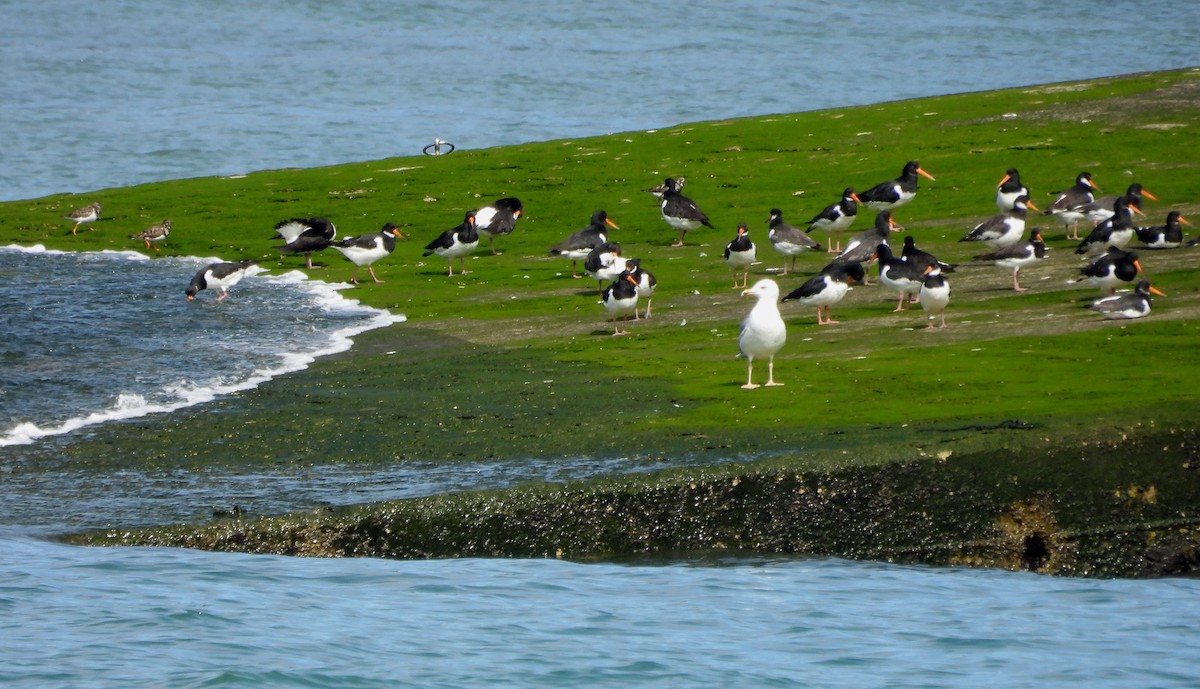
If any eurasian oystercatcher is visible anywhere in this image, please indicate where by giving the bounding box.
[858,161,935,211]
[422,211,478,276]
[1088,280,1165,320]
[1080,247,1144,294]
[724,222,757,288]
[474,197,523,255]
[960,195,1037,248]
[1075,196,1143,255]
[1043,171,1097,240]
[767,208,819,274]
[1075,183,1157,226]
[274,217,337,269]
[974,228,1046,292]
[780,260,864,325]
[995,168,1030,211]
[549,210,618,278]
[1136,211,1191,249]
[919,273,951,329]
[185,260,257,301]
[602,270,640,335]
[331,222,405,283]
[876,243,929,312]
[805,187,861,253]
[659,177,714,247]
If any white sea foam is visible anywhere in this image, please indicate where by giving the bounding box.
[0,249,405,447]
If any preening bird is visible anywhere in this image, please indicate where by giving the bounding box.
[331,222,405,283]
[624,257,657,319]
[274,217,337,269]
[767,208,819,274]
[858,160,935,211]
[602,270,640,335]
[835,210,900,284]
[644,176,685,199]
[876,243,930,312]
[549,210,618,278]
[474,197,523,255]
[974,228,1046,292]
[1080,247,1144,294]
[185,260,257,301]
[1043,171,1098,240]
[919,273,951,329]
[780,260,865,325]
[1075,196,1143,255]
[738,279,786,389]
[658,177,714,247]
[960,195,1037,248]
[131,219,170,252]
[422,211,478,276]
[724,222,757,288]
[901,235,955,275]
[584,241,624,294]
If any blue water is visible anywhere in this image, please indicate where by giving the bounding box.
[5,538,1198,689]
[4,0,1200,686]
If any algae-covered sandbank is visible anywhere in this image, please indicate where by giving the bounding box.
[6,69,1200,576]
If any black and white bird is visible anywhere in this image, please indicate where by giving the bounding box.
[960,195,1037,248]
[331,222,405,283]
[584,241,624,294]
[64,201,101,235]
[1136,211,1191,249]
[1080,247,1144,294]
[658,177,714,247]
[422,211,478,276]
[549,210,618,278]
[474,197,523,255]
[806,187,861,253]
[738,279,786,389]
[602,270,640,336]
[995,168,1030,211]
[724,222,757,288]
[1088,280,1165,320]
[185,260,257,301]
[835,210,900,284]
[780,260,865,325]
[767,208,819,274]
[1043,171,1098,240]
[901,235,955,276]
[1075,183,1157,226]
[858,160,935,211]
[624,258,657,319]
[131,219,170,252]
[644,176,684,199]
[1075,196,1142,255]
[974,228,1046,292]
[274,217,337,269]
[919,273,951,329]
[876,243,930,312]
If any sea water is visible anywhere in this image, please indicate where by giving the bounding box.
[3,1,1200,686]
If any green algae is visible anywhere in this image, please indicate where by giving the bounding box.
[6,68,1200,574]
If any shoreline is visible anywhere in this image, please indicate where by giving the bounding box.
[4,69,1200,575]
